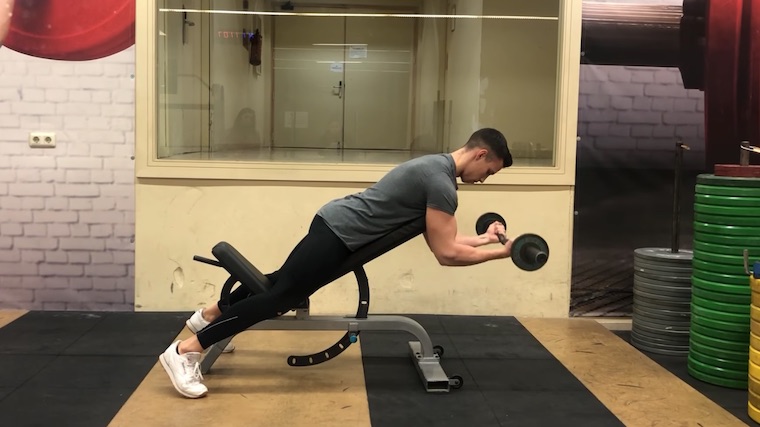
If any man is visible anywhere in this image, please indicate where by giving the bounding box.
[159,128,514,398]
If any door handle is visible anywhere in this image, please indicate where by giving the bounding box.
[332,81,343,99]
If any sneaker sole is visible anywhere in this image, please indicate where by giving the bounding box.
[158,353,208,399]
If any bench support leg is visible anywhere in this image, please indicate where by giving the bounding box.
[198,315,452,392]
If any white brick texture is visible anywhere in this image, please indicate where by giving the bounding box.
[577,64,705,169]
[0,46,135,311]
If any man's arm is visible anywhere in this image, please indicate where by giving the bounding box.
[423,207,511,266]
[455,233,492,247]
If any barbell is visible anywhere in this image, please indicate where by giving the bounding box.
[475,212,550,272]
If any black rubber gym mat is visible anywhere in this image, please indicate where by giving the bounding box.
[0,311,187,427]
[614,330,755,426]
[361,314,624,427]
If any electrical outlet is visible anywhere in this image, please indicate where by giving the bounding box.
[29,132,56,148]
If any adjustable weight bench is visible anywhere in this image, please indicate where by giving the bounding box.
[192,216,463,392]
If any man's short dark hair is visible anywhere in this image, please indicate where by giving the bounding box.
[465,128,513,168]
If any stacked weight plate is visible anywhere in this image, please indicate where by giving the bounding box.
[631,248,693,355]
[750,261,760,423]
[689,174,760,389]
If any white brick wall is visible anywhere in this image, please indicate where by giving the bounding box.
[577,65,706,170]
[0,46,135,311]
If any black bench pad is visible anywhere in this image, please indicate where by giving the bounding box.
[212,217,426,294]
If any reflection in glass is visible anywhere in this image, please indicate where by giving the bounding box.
[156,0,561,167]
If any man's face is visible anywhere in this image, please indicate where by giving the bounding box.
[462,150,503,184]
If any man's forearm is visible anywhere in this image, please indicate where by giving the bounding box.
[440,243,506,266]
[455,233,492,247]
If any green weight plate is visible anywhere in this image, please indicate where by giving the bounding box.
[695,212,760,226]
[695,203,760,217]
[687,354,748,380]
[696,183,760,197]
[689,338,749,361]
[697,174,760,188]
[634,248,693,263]
[691,286,750,304]
[695,194,760,207]
[694,249,756,266]
[694,221,760,236]
[690,320,749,341]
[692,269,753,286]
[692,276,751,296]
[690,329,750,352]
[690,349,749,372]
[691,313,750,333]
[693,240,760,256]
[694,231,760,246]
[688,363,747,389]
[691,302,750,323]
[693,258,750,275]
[691,294,750,314]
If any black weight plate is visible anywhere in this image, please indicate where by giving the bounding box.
[633,280,692,297]
[694,221,760,236]
[634,248,693,264]
[632,311,692,329]
[693,258,749,275]
[634,259,693,274]
[692,275,751,296]
[634,274,692,287]
[511,233,549,272]
[631,335,690,352]
[633,287,691,304]
[697,174,760,188]
[634,296,691,313]
[475,212,505,235]
[695,194,760,207]
[696,183,760,197]
[695,212,760,226]
[631,330,689,347]
[633,307,690,325]
[694,203,760,217]
[634,271,692,284]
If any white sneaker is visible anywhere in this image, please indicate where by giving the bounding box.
[186,309,235,353]
[159,341,208,399]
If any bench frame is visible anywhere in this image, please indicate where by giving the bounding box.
[192,218,461,393]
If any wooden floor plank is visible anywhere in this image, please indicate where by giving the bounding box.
[519,317,747,427]
[109,328,371,427]
[0,310,27,328]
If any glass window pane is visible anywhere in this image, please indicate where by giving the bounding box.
[155,0,561,167]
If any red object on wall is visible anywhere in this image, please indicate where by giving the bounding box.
[3,0,135,61]
[704,0,745,167]
[748,0,760,156]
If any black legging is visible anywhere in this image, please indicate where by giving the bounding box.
[195,214,352,349]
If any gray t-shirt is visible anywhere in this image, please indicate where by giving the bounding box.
[318,153,458,250]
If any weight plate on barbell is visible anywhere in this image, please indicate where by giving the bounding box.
[690,350,748,372]
[691,294,750,315]
[511,233,549,272]
[692,286,749,305]
[688,354,748,381]
[694,231,760,247]
[692,302,750,323]
[692,312,750,334]
[694,221,760,237]
[690,338,749,362]
[690,321,749,342]
[694,249,755,266]
[475,212,505,235]
[693,258,749,275]
[692,268,752,286]
[687,363,747,389]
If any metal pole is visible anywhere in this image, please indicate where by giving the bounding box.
[672,140,689,253]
